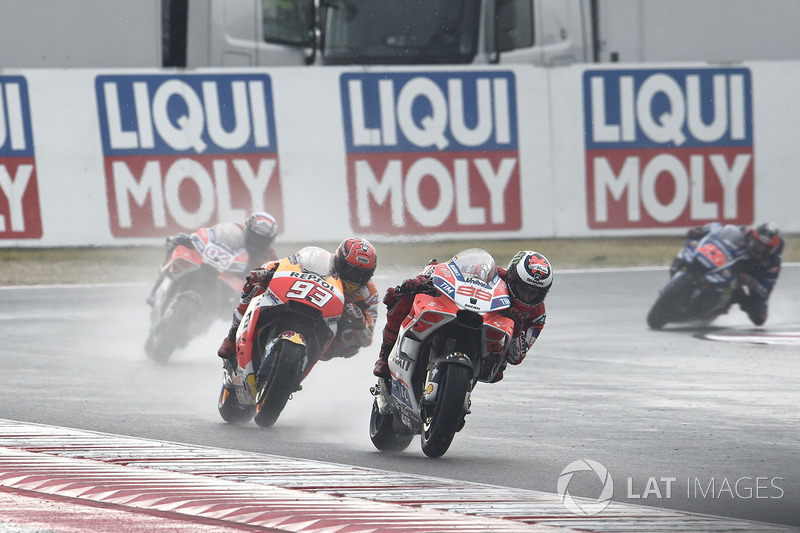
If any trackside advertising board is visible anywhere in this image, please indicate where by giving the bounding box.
[341,71,521,235]
[0,62,798,247]
[583,68,754,229]
[0,76,42,239]
[95,73,284,238]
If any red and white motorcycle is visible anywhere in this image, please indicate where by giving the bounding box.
[218,246,345,427]
[369,248,516,458]
[145,228,246,364]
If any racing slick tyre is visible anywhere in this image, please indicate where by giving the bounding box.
[646,274,694,330]
[369,399,413,453]
[217,384,256,424]
[420,363,471,458]
[253,340,304,428]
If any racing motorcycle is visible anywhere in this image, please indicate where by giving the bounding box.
[144,229,246,364]
[368,248,516,458]
[218,246,345,427]
[647,224,748,329]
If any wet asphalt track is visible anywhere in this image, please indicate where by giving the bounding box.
[0,264,798,527]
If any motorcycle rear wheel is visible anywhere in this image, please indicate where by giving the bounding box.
[368,399,413,453]
[420,364,471,458]
[217,384,255,424]
[253,340,305,428]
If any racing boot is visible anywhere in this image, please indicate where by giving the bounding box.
[217,331,237,370]
[372,328,397,378]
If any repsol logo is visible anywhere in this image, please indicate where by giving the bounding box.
[95,74,282,237]
[342,72,521,235]
[583,68,753,228]
[0,77,41,238]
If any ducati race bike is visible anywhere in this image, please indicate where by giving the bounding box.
[647,224,749,329]
[145,228,246,363]
[218,246,345,427]
[369,248,516,458]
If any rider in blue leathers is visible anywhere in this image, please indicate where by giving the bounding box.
[669,222,783,326]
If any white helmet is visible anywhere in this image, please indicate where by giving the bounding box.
[244,212,278,255]
[506,251,553,308]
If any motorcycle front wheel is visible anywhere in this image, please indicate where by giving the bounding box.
[253,340,305,428]
[368,399,413,453]
[144,292,200,364]
[646,274,695,329]
[420,363,471,458]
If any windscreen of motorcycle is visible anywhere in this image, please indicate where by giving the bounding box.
[432,249,510,312]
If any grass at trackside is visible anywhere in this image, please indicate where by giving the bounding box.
[0,235,797,286]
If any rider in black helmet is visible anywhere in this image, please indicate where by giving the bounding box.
[670,221,783,325]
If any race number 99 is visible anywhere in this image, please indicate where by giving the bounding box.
[287,280,334,307]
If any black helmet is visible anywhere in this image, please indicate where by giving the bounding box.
[746,222,781,258]
[244,212,278,256]
[506,251,553,309]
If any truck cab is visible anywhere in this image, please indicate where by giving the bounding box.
[321,0,591,66]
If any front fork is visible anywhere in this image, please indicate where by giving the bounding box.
[421,353,473,430]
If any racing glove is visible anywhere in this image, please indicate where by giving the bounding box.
[686,226,706,239]
[165,232,192,252]
[397,274,436,296]
[342,302,366,328]
[247,263,278,288]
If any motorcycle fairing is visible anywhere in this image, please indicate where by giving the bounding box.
[234,257,345,399]
[432,262,511,312]
[191,227,249,274]
[686,227,747,285]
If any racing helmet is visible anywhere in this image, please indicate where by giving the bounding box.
[746,222,781,258]
[506,251,553,308]
[244,212,278,256]
[334,237,377,291]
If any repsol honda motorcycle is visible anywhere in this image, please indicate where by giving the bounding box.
[218,246,344,427]
[647,224,748,329]
[145,229,246,363]
[369,248,516,458]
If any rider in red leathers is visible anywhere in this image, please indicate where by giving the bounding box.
[217,237,380,366]
[146,212,280,306]
[372,250,552,382]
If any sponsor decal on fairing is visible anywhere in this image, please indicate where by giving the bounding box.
[583,68,754,229]
[341,71,521,235]
[96,74,283,238]
[0,76,42,239]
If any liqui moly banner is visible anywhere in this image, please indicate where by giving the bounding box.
[342,71,521,235]
[584,68,754,229]
[0,76,42,239]
[96,73,283,238]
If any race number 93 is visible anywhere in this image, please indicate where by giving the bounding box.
[287,280,334,307]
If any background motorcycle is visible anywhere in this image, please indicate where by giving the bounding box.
[647,224,748,329]
[369,249,515,458]
[145,229,246,363]
[218,247,344,428]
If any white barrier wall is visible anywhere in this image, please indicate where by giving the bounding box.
[0,63,797,247]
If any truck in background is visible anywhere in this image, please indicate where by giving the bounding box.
[1,0,799,69]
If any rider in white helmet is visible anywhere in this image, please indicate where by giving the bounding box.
[373,250,552,382]
[146,212,279,306]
